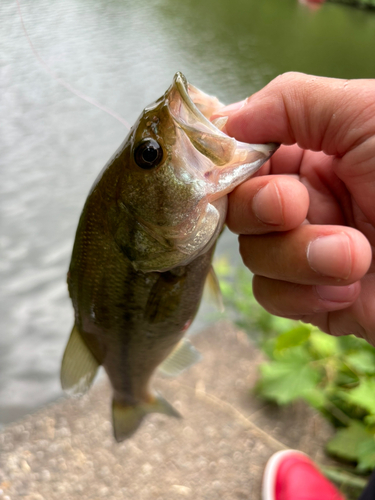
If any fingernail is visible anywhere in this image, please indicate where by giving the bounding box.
[211,116,228,132]
[252,183,284,225]
[307,234,352,279]
[316,284,357,302]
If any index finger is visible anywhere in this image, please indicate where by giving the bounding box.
[226,174,309,235]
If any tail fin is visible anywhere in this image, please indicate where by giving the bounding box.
[112,394,181,442]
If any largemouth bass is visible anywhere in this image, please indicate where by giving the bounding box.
[62,73,278,442]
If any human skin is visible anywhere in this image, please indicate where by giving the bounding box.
[211,72,375,346]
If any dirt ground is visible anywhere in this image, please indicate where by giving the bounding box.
[0,321,340,500]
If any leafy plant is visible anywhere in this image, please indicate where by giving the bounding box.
[216,258,375,473]
[328,0,375,9]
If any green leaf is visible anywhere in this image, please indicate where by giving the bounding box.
[309,330,338,358]
[214,256,232,278]
[345,351,375,375]
[364,414,375,426]
[274,324,311,351]
[219,280,234,297]
[338,334,369,352]
[326,421,373,464]
[302,388,327,410]
[357,438,375,472]
[270,316,297,335]
[343,379,375,415]
[335,365,359,387]
[258,352,321,405]
[273,345,312,363]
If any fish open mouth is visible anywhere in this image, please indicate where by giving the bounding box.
[167,72,279,201]
[172,72,225,124]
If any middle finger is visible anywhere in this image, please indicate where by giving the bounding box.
[239,224,372,286]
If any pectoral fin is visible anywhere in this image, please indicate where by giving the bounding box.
[60,324,99,396]
[158,338,202,377]
[112,394,181,442]
[145,271,186,324]
[204,265,224,313]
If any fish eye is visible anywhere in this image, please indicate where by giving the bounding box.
[134,139,163,170]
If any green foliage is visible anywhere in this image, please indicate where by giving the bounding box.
[326,422,375,473]
[216,260,375,472]
[258,347,322,405]
[328,0,375,9]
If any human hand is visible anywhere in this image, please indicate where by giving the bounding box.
[212,72,375,345]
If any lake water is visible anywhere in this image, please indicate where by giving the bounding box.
[1,0,375,428]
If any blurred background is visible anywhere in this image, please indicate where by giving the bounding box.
[1,0,375,429]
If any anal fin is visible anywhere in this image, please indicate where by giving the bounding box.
[61,324,99,396]
[158,338,201,377]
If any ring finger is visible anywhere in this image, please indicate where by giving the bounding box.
[252,275,361,317]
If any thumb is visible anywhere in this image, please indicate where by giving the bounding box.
[215,72,375,157]
[215,72,375,234]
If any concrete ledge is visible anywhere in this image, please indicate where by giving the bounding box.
[0,322,334,500]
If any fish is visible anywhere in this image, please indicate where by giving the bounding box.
[61,72,278,442]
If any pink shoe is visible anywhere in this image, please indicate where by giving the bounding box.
[262,450,346,500]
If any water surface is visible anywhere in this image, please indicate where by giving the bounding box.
[1,0,375,427]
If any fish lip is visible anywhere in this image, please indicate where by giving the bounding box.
[172,72,195,113]
[173,71,189,93]
[170,71,225,134]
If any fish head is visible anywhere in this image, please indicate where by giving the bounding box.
[115,72,278,272]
